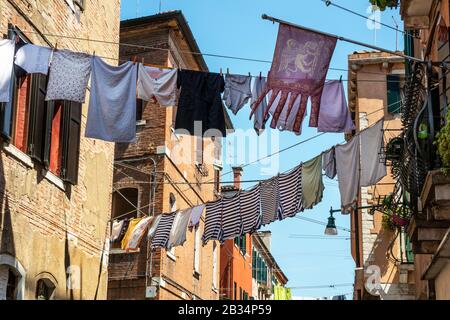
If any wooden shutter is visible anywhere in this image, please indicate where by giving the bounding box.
[387,74,401,114]
[61,101,82,185]
[28,74,51,163]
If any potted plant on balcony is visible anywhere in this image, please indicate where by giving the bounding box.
[369,0,399,11]
[435,110,450,173]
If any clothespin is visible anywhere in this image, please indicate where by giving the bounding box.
[248,72,251,77]
[54,40,58,51]
[227,68,229,75]
[339,75,343,83]
[219,68,223,76]
[132,55,137,64]
[259,71,262,79]
[92,50,96,56]
[141,57,145,65]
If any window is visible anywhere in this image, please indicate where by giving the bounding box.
[195,135,203,165]
[233,282,237,300]
[239,287,243,300]
[111,188,138,219]
[212,242,218,290]
[136,99,144,122]
[0,28,82,184]
[234,235,246,255]
[387,74,401,114]
[35,279,56,300]
[6,269,18,300]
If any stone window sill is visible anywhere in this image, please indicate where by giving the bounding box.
[109,248,140,255]
[3,143,34,168]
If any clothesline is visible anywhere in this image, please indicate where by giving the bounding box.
[7,28,405,82]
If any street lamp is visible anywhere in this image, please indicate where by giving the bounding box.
[324,208,338,236]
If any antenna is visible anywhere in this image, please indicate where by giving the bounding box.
[392,16,399,51]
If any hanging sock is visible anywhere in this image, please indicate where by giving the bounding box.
[302,155,325,209]
[250,23,337,134]
[151,212,177,250]
[318,80,355,133]
[85,57,138,142]
[322,147,337,179]
[335,136,360,213]
[0,39,16,103]
[278,164,303,219]
[360,120,386,187]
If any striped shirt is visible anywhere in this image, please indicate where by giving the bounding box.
[220,192,242,242]
[279,164,304,219]
[239,184,261,235]
[151,212,176,250]
[202,199,222,245]
[260,176,281,226]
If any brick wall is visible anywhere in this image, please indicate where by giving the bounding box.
[0,0,119,300]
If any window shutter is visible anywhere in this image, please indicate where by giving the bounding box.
[28,74,50,163]
[387,74,401,114]
[61,101,82,185]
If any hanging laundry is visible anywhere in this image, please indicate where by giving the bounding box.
[14,44,52,75]
[239,184,262,235]
[167,208,193,249]
[85,57,138,142]
[250,23,337,134]
[121,217,143,250]
[124,216,153,251]
[268,91,302,134]
[147,214,162,241]
[151,212,176,250]
[188,204,206,229]
[220,192,242,242]
[360,120,386,187]
[223,74,252,115]
[322,147,337,179]
[260,176,281,226]
[202,199,223,245]
[111,219,125,242]
[317,80,355,133]
[137,64,178,106]
[250,76,268,134]
[0,39,15,103]
[175,70,227,137]
[302,155,325,209]
[278,164,303,219]
[45,49,91,103]
[335,136,360,213]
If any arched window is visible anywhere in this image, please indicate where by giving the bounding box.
[111,188,139,219]
[36,278,56,300]
[0,254,26,300]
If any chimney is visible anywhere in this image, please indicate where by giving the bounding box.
[232,166,243,189]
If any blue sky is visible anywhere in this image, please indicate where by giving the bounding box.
[121,0,403,299]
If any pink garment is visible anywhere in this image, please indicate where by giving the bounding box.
[251,23,337,134]
[317,80,355,133]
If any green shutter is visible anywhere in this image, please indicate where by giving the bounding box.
[61,101,81,184]
[404,30,415,76]
[387,74,401,114]
[405,235,414,263]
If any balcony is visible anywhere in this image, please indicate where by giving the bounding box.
[400,0,434,29]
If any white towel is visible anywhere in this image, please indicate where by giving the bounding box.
[0,40,15,103]
[360,120,387,187]
[335,136,360,213]
[85,57,138,142]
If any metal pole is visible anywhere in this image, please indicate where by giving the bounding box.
[261,14,424,64]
